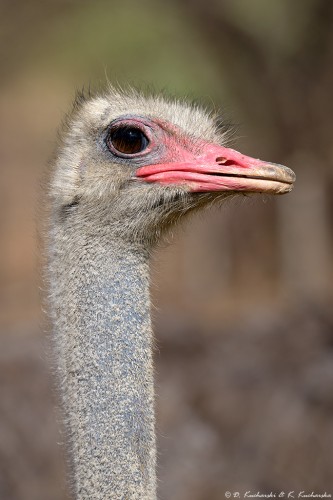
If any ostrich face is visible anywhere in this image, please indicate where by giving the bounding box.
[51,90,295,240]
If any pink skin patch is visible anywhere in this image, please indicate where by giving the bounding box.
[136,140,296,195]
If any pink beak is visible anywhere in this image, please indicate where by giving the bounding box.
[136,143,295,194]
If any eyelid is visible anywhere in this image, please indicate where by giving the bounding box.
[109,118,154,139]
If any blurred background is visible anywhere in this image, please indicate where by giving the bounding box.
[1,0,333,498]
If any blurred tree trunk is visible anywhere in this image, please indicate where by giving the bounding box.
[276,156,331,302]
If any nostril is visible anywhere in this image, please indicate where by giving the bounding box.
[216,156,227,163]
[216,157,235,167]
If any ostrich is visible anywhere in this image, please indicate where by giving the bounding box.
[46,87,295,499]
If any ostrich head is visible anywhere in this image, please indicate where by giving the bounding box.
[51,88,295,243]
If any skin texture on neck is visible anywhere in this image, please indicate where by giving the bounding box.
[48,217,156,499]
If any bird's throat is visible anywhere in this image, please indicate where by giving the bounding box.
[49,229,156,499]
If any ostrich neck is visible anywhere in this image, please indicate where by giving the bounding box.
[50,226,156,499]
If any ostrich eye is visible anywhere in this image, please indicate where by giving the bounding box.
[108,126,149,155]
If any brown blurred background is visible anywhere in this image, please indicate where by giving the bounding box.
[1,0,333,499]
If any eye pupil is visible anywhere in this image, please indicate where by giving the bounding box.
[109,126,149,155]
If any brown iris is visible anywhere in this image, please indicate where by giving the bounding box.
[108,125,149,155]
